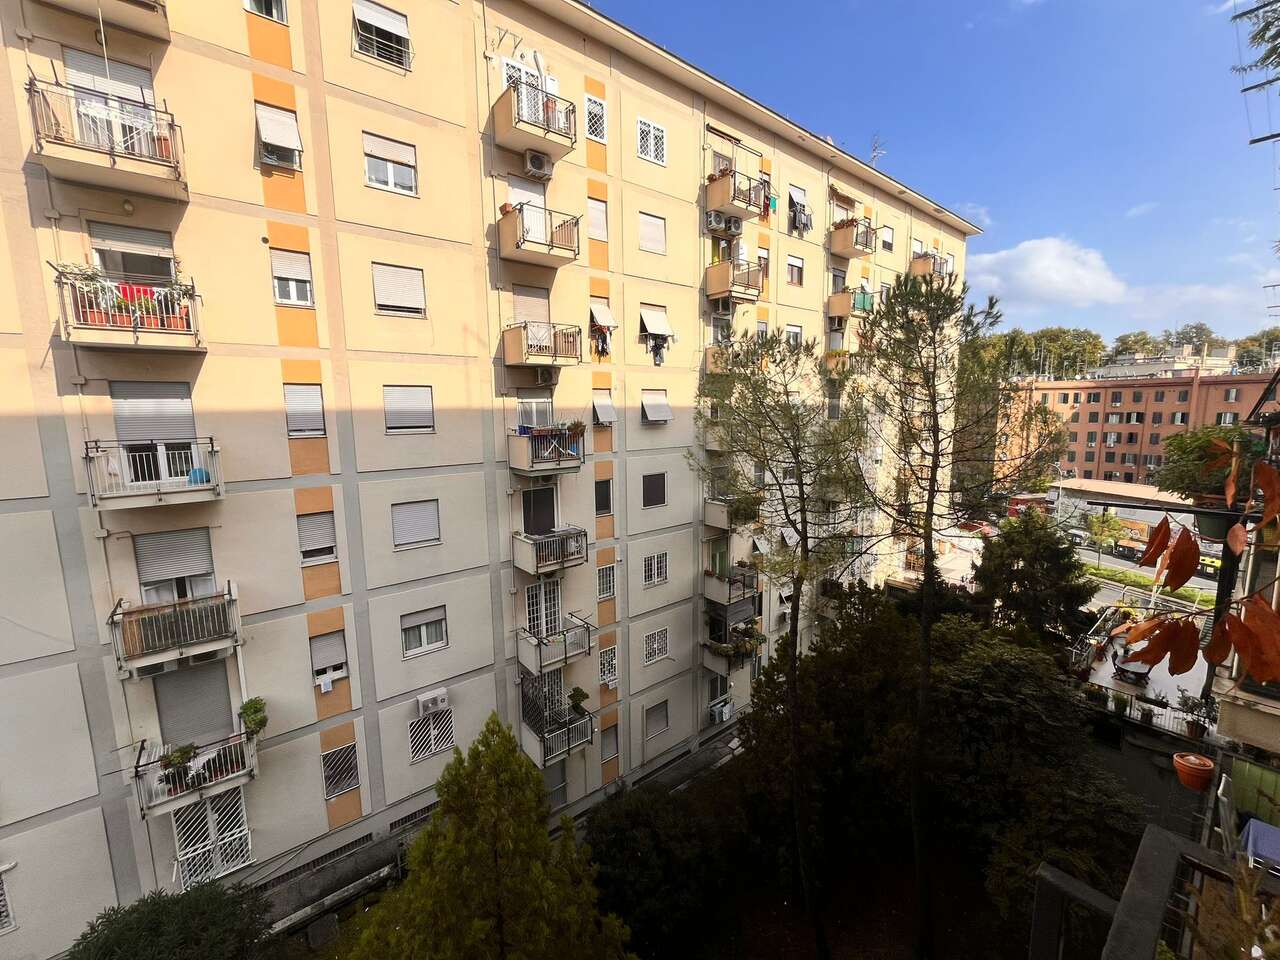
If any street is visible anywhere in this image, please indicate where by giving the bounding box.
[1074,545,1218,598]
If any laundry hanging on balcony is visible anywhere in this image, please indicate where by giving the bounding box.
[638,304,674,366]
[589,299,616,356]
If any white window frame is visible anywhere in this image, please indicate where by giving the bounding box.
[785,324,803,349]
[642,551,668,588]
[636,117,667,165]
[1226,388,1240,402]
[245,0,287,24]
[642,627,669,665]
[408,708,455,763]
[641,471,667,509]
[599,645,618,686]
[391,498,441,549]
[644,698,669,738]
[880,225,894,252]
[320,742,359,800]
[600,723,619,760]
[364,153,417,197]
[297,511,337,565]
[284,383,326,438]
[383,384,435,433]
[401,606,448,658]
[638,211,667,255]
[274,275,312,306]
[585,94,607,143]
[786,254,804,286]
[310,630,349,686]
[597,563,616,600]
[587,197,608,242]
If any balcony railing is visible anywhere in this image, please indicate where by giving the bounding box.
[704,566,760,607]
[41,1,170,40]
[134,731,257,814]
[508,425,585,473]
[830,218,875,258]
[544,714,593,761]
[706,170,769,218]
[706,258,762,300]
[108,583,240,667]
[85,438,221,506]
[513,528,588,573]
[517,613,593,673]
[56,267,200,347]
[517,203,579,253]
[503,321,582,365]
[508,79,576,140]
[909,252,949,277]
[30,79,181,168]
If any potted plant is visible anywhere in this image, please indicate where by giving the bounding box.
[1110,689,1129,716]
[1150,426,1267,538]
[568,686,590,717]
[1177,686,1218,738]
[1082,685,1108,707]
[1172,752,1216,791]
[238,696,269,738]
[159,742,197,795]
[1139,705,1155,725]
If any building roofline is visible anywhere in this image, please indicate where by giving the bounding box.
[529,0,983,238]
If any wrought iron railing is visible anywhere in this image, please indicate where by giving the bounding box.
[705,566,760,605]
[911,251,949,276]
[510,320,581,361]
[834,218,876,250]
[29,78,181,167]
[1079,681,1217,742]
[85,437,220,504]
[517,612,593,672]
[514,528,588,569]
[108,583,239,664]
[512,203,580,255]
[134,731,257,812]
[712,170,769,214]
[354,19,413,68]
[510,425,584,468]
[711,258,762,294]
[507,79,576,139]
[56,267,199,338]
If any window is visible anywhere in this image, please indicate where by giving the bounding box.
[597,563,616,601]
[1150,433,1160,444]
[636,118,666,164]
[1084,452,1095,463]
[585,94,606,142]
[587,198,608,242]
[641,472,667,508]
[1086,431,1097,444]
[0,870,12,932]
[911,237,924,257]
[1073,392,1081,403]
[601,724,619,761]
[640,389,673,425]
[255,103,303,169]
[638,212,666,254]
[1088,412,1099,423]
[786,254,804,286]
[1068,431,1078,443]
[1106,413,1122,424]
[1154,390,1165,402]
[880,282,891,303]
[594,478,613,517]
[1152,412,1163,425]
[753,461,766,487]
[751,653,763,681]
[401,606,447,656]
[1217,411,1239,425]
[600,645,618,686]
[1226,388,1240,402]
[372,263,425,316]
[1177,390,1189,403]
[1086,392,1101,403]
[246,0,287,22]
[788,186,810,233]
[831,267,847,293]
[1172,411,1188,424]
[408,708,455,762]
[592,388,616,426]
[1066,450,1077,463]
[544,759,568,808]
[271,249,313,306]
[363,133,417,195]
[321,742,359,799]
[353,0,412,69]
[1132,390,1143,402]
[643,628,669,665]
[297,511,337,565]
[880,225,894,252]
[642,552,668,587]
[1070,412,1079,423]
[284,383,325,437]
[1104,451,1116,463]
[827,380,841,420]
[383,385,434,432]
[645,699,669,737]
[1122,453,1137,465]
[785,324,803,349]
[758,247,770,278]
[1125,412,1144,424]
[1058,393,1070,403]
[1110,391,1122,405]
[944,253,955,275]
[391,499,441,548]
[310,630,348,685]
[756,320,768,342]
[1083,470,1094,479]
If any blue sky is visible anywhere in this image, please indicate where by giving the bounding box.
[593,0,1277,344]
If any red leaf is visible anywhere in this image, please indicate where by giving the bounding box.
[1243,596,1280,683]
[1162,528,1200,593]
[1255,461,1280,531]
[1227,522,1248,557]
[1226,451,1242,508]
[1207,438,1234,473]
[1167,620,1202,676]
[1138,517,1170,569]
[1226,613,1260,681]
[1124,617,1178,666]
[1206,616,1233,665]
[1118,615,1165,648]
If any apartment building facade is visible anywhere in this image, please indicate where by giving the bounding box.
[0,0,977,954]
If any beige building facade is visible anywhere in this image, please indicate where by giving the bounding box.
[0,0,977,953]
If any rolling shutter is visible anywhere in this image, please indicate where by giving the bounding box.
[353,0,409,38]
[638,305,673,338]
[110,381,196,442]
[255,103,303,151]
[284,383,325,436]
[270,249,312,281]
[400,607,445,630]
[587,198,607,241]
[383,385,434,431]
[392,500,440,546]
[591,388,617,424]
[134,527,213,583]
[362,132,415,166]
[309,630,347,671]
[512,285,551,325]
[154,661,233,747]
[640,389,673,423]
[296,512,336,552]
[89,222,173,257]
[63,48,155,104]
[371,264,425,313]
[638,212,666,253]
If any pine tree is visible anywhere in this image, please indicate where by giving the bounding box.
[348,713,632,960]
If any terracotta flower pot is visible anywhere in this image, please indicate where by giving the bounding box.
[1173,752,1215,792]
[1185,719,1208,739]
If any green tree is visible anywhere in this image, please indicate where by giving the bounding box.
[68,883,273,960]
[1152,424,1268,503]
[1086,511,1127,566]
[971,509,1096,639]
[1161,322,1226,353]
[349,714,632,960]
[1109,330,1163,358]
[1231,325,1280,367]
[1024,326,1106,377]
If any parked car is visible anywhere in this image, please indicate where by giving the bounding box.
[1067,528,1089,547]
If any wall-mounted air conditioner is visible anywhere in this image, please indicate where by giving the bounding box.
[417,687,449,717]
[706,210,727,233]
[524,149,552,180]
[725,216,744,236]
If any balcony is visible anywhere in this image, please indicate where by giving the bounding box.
[830,219,876,259]
[706,170,769,220]
[40,0,169,38]
[706,259,762,302]
[55,267,201,351]
[502,321,581,367]
[908,252,948,278]
[519,671,594,767]
[704,566,760,627]
[492,80,576,159]
[507,426,585,476]
[516,613,593,675]
[512,528,588,575]
[133,731,256,818]
[29,80,185,199]
[498,203,580,266]
[108,583,241,677]
[702,617,765,675]
[827,288,875,318]
[85,438,222,509]
[704,497,730,529]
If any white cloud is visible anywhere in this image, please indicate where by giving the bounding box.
[1205,0,1236,13]
[967,237,1127,311]
[956,202,992,228]
[1124,201,1158,219]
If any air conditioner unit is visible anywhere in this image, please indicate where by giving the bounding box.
[705,210,727,233]
[417,688,449,717]
[524,149,552,180]
[534,367,558,386]
[725,216,744,236]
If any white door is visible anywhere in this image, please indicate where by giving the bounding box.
[508,175,547,244]
[504,59,542,123]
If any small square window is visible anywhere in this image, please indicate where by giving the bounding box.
[408,708,454,762]
[321,742,359,799]
[585,95,607,143]
[643,628,669,664]
[383,385,434,432]
[391,499,441,548]
[636,118,666,164]
[354,1,413,69]
[597,563,616,601]
[401,607,447,657]
[641,472,667,508]
[642,552,668,587]
[364,135,417,195]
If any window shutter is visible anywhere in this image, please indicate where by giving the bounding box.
[392,500,440,546]
[371,264,425,313]
[133,527,214,583]
[788,185,807,205]
[400,607,446,630]
[296,512,336,552]
[64,48,155,103]
[362,132,415,166]
[638,212,666,253]
[89,222,174,257]
[589,299,617,328]
[110,381,196,442]
[154,661,233,746]
[638,305,673,337]
[512,285,551,325]
[270,249,312,281]
[309,630,347,670]
[640,389,673,423]
[283,383,325,436]
[255,103,304,151]
[353,0,409,38]
[591,388,617,424]
[587,198,607,241]
[383,385,434,430]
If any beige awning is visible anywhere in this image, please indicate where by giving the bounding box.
[590,302,617,328]
[639,305,674,338]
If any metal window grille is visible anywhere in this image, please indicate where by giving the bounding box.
[642,551,668,586]
[643,627,668,664]
[600,645,618,685]
[321,742,360,799]
[597,564,615,600]
[637,118,665,164]
[173,788,252,890]
[585,95,606,142]
[0,873,12,932]
[525,580,561,637]
[408,708,455,762]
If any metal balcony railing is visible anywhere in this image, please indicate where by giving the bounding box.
[29,79,181,167]
[108,583,240,665]
[833,218,876,250]
[517,613,593,672]
[134,731,256,812]
[507,79,576,140]
[509,321,582,361]
[512,425,585,467]
[709,169,769,214]
[709,258,762,296]
[56,267,199,338]
[910,252,949,277]
[544,714,593,761]
[511,203,580,255]
[514,528,588,569]
[85,437,220,504]
[704,566,760,606]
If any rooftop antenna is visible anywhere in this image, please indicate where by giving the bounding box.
[869,134,886,168]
